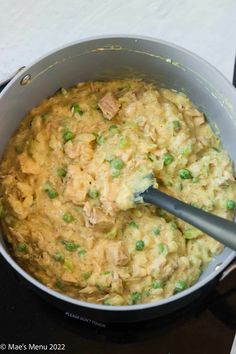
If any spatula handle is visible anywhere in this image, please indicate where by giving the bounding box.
[142,187,236,251]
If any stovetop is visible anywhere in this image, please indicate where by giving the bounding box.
[0,254,236,354]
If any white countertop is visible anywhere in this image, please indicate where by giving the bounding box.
[0,0,236,82]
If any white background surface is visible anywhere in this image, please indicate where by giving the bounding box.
[0,0,236,82]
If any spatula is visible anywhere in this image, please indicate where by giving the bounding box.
[140,186,236,251]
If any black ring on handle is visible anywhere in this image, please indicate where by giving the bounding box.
[0,79,10,93]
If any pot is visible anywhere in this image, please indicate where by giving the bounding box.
[0,35,236,325]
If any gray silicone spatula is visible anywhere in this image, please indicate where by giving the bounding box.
[140,186,236,251]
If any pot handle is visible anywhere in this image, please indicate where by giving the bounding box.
[0,66,26,92]
[219,258,236,282]
[209,260,236,328]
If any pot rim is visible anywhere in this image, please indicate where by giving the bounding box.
[0,34,236,312]
[1,33,236,97]
[0,242,235,312]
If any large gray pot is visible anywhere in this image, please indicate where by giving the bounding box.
[0,35,236,325]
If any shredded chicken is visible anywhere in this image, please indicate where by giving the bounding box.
[105,241,130,266]
[64,165,93,204]
[83,202,114,231]
[61,272,77,283]
[64,140,94,166]
[18,152,40,174]
[98,92,120,120]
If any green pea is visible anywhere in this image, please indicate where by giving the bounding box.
[62,212,74,223]
[158,243,168,256]
[163,153,174,166]
[111,169,121,177]
[63,130,75,142]
[143,289,151,297]
[192,176,199,183]
[131,291,142,304]
[109,124,118,132]
[152,280,164,289]
[170,222,177,230]
[71,103,84,116]
[55,280,65,290]
[181,143,192,156]
[172,120,181,132]
[44,182,58,199]
[88,189,100,199]
[61,240,79,252]
[110,158,124,170]
[110,157,125,177]
[179,168,192,179]
[93,133,105,145]
[56,168,67,178]
[78,249,87,257]
[152,226,161,235]
[136,240,145,251]
[17,242,27,252]
[184,228,202,239]
[128,220,139,228]
[227,200,235,211]
[83,271,92,280]
[95,283,103,292]
[48,189,58,199]
[119,136,128,148]
[103,299,111,305]
[174,280,187,293]
[54,251,65,262]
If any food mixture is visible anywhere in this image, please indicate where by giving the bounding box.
[1,79,236,306]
